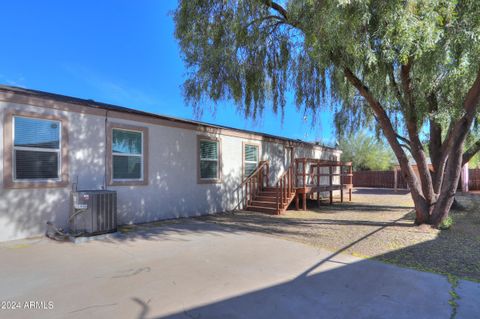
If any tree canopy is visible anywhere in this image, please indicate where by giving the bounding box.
[338,132,395,171]
[175,1,480,131]
[174,0,480,226]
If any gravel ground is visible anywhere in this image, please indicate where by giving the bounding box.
[197,188,480,282]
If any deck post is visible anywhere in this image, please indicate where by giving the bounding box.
[266,163,269,188]
[242,184,247,209]
[349,164,353,201]
[340,165,344,203]
[302,193,307,210]
[316,163,321,208]
[329,166,333,205]
[295,193,299,210]
[393,167,397,192]
[302,159,306,188]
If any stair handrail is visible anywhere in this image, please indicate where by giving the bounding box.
[240,160,269,209]
[275,164,295,212]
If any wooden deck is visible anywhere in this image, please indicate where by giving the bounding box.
[293,158,353,211]
[240,158,353,214]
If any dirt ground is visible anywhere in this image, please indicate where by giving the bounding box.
[197,188,480,282]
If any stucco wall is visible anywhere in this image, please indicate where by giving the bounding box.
[0,101,340,241]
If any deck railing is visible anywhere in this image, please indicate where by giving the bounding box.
[275,164,295,212]
[240,160,269,209]
[295,158,353,204]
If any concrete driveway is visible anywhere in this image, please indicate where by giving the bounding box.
[0,221,478,319]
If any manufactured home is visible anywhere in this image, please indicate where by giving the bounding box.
[0,85,350,242]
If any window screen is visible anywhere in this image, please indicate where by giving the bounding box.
[244,144,259,176]
[112,129,143,180]
[13,116,61,180]
[199,140,219,179]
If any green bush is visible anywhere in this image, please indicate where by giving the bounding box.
[440,216,454,230]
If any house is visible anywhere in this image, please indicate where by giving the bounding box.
[0,85,348,242]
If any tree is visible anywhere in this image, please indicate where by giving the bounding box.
[339,132,395,171]
[174,0,480,227]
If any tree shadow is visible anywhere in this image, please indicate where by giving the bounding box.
[353,188,411,196]
[122,219,479,319]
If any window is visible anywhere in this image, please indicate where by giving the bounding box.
[13,116,61,181]
[244,144,259,176]
[198,139,220,182]
[112,128,144,180]
[107,123,148,186]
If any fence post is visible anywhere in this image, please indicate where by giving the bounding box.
[394,167,398,192]
[340,164,344,203]
[329,166,333,205]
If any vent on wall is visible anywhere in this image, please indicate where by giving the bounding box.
[70,190,117,236]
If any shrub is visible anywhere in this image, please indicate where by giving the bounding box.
[440,216,454,230]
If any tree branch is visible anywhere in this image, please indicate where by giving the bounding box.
[463,139,480,166]
[395,133,411,145]
[400,60,435,202]
[399,143,412,152]
[260,0,289,20]
[427,93,442,164]
[462,68,480,120]
[387,63,406,109]
[427,92,444,193]
[247,15,285,28]
[343,66,429,217]
[444,68,480,149]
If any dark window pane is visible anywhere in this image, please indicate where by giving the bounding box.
[200,160,218,179]
[113,155,142,179]
[200,141,218,160]
[14,117,60,149]
[15,150,59,179]
[112,129,142,154]
[244,145,258,162]
[244,163,257,177]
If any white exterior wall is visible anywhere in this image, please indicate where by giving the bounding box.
[0,100,340,242]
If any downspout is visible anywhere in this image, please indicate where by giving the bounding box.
[103,110,109,190]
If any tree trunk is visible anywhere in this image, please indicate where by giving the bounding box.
[343,67,480,228]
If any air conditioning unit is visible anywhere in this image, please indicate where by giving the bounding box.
[70,190,117,236]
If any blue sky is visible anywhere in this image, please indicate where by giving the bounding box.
[0,0,336,144]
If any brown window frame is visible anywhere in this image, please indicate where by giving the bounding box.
[107,122,149,186]
[3,110,69,189]
[242,141,261,179]
[197,135,222,184]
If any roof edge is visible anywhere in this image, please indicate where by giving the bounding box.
[0,84,339,151]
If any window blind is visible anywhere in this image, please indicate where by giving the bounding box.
[13,116,60,180]
[15,150,59,179]
[244,144,258,176]
[244,145,258,162]
[14,116,60,149]
[199,140,218,179]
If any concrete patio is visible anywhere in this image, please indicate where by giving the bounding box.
[0,221,478,319]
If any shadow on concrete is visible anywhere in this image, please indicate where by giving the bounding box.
[122,219,479,319]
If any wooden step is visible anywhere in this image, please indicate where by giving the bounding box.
[255,195,277,202]
[250,200,278,208]
[245,205,279,214]
[258,191,279,196]
[262,187,280,191]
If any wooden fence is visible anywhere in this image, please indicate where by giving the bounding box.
[353,170,407,189]
[353,168,480,190]
[469,169,480,190]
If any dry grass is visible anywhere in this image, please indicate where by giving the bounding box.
[198,188,480,282]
